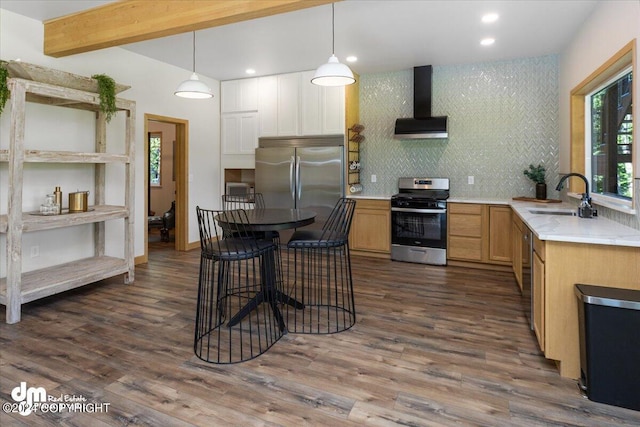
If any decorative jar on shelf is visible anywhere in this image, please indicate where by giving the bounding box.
[68,190,89,212]
[39,194,59,215]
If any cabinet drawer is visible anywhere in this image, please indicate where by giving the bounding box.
[449,203,482,215]
[449,214,482,237]
[354,198,390,210]
[448,236,482,261]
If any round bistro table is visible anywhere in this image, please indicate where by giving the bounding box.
[215,208,316,331]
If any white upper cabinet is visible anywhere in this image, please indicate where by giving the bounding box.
[257,71,345,137]
[300,70,345,135]
[221,112,258,154]
[257,75,278,136]
[321,83,346,135]
[276,73,301,136]
[221,78,259,155]
[221,78,258,113]
[257,73,301,137]
[300,70,322,135]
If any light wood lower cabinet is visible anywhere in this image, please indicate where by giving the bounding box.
[447,203,511,266]
[532,246,545,351]
[349,199,390,256]
[511,217,524,290]
[448,203,483,261]
[528,236,639,378]
[488,206,512,263]
[511,213,532,292]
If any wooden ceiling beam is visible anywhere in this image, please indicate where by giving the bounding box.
[44,0,338,57]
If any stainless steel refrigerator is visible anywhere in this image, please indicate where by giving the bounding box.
[255,135,344,240]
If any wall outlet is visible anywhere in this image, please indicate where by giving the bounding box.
[30,246,39,258]
[468,176,475,185]
[371,174,377,183]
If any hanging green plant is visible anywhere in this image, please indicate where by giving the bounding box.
[92,73,117,123]
[0,63,10,116]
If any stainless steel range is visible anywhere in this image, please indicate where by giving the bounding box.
[390,177,449,265]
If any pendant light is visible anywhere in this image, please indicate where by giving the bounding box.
[175,31,213,99]
[311,3,355,87]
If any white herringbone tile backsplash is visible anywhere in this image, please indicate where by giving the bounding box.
[359,55,560,199]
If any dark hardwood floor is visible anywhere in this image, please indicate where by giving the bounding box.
[1,243,639,426]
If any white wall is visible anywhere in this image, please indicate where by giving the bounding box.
[0,9,221,274]
[558,0,640,176]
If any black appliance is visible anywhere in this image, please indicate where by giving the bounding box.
[391,177,449,265]
[394,65,448,139]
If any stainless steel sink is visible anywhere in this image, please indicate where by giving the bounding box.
[527,208,577,216]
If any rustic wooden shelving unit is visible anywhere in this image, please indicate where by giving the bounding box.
[0,69,135,324]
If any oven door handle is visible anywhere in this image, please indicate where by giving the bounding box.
[391,207,447,214]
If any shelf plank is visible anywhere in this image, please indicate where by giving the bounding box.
[4,78,135,113]
[0,205,129,233]
[24,150,130,163]
[24,92,134,113]
[12,78,133,110]
[4,61,130,93]
[1,150,129,164]
[0,256,129,305]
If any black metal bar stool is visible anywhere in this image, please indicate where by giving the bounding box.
[194,207,283,364]
[221,193,273,240]
[221,192,284,300]
[285,198,357,334]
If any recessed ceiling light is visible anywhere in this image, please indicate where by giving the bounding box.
[245,68,256,75]
[346,56,358,63]
[480,38,495,46]
[482,13,499,23]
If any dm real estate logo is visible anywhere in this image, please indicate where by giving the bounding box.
[4,382,110,417]
[9,382,46,416]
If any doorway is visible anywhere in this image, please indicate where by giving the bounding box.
[144,114,189,261]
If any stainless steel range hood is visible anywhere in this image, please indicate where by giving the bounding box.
[394,65,448,139]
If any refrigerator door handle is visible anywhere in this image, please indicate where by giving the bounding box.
[290,156,295,200]
[296,156,301,200]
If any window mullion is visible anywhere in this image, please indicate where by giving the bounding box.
[604,88,619,194]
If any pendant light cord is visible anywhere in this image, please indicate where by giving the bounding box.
[192,31,196,73]
[331,3,335,54]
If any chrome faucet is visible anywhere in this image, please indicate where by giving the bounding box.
[555,173,596,218]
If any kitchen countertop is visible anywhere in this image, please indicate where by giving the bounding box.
[348,195,640,248]
[510,201,640,248]
[448,197,511,205]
